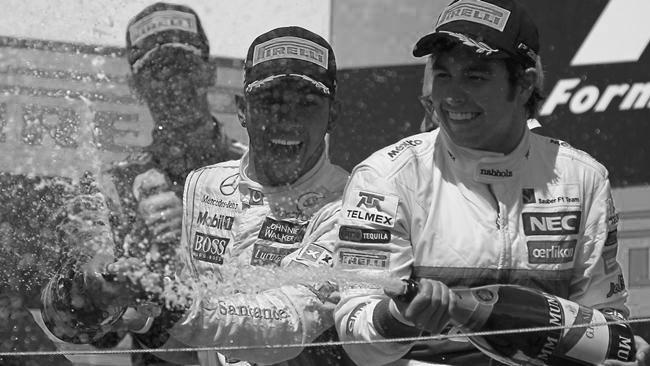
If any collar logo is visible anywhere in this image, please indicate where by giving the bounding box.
[436,0,511,32]
[252,36,328,69]
[129,10,198,45]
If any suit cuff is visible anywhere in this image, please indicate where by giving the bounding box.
[372,298,421,339]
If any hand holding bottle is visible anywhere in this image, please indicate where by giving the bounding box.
[384,278,451,334]
[134,168,182,243]
[603,335,650,366]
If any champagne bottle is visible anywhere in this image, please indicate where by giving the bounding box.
[400,282,636,365]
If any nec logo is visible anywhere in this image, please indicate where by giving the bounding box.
[357,192,384,210]
[523,211,582,235]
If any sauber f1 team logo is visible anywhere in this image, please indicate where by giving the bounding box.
[345,190,399,228]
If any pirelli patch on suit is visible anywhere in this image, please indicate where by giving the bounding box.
[337,250,390,269]
[339,226,391,243]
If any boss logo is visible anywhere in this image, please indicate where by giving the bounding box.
[523,211,581,235]
[192,232,230,264]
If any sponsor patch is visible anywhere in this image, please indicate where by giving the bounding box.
[339,225,391,243]
[252,36,328,69]
[345,190,399,228]
[219,173,239,196]
[257,217,307,244]
[436,0,511,32]
[250,243,296,266]
[297,192,325,212]
[478,168,512,178]
[527,240,577,264]
[196,211,235,230]
[296,243,334,266]
[522,188,537,204]
[129,10,198,45]
[602,230,619,274]
[523,185,581,206]
[606,194,619,228]
[346,302,368,336]
[216,300,288,320]
[192,232,229,264]
[606,274,626,298]
[386,139,422,160]
[338,250,390,269]
[522,211,581,236]
[249,189,264,206]
[201,195,239,210]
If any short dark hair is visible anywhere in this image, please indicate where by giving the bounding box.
[504,56,546,119]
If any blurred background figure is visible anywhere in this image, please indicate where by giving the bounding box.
[40,2,241,365]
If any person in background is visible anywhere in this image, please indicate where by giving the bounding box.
[40,2,239,365]
[333,0,650,365]
[160,25,354,366]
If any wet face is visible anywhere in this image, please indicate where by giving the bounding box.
[429,46,528,153]
[132,49,211,130]
[243,79,332,186]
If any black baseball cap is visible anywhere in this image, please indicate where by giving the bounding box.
[413,0,539,68]
[125,2,209,73]
[244,26,337,96]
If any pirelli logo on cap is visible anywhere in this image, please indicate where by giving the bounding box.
[129,10,198,45]
[253,36,328,69]
[436,0,511,32]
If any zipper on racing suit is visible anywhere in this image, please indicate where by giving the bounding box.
[487,184,510,281]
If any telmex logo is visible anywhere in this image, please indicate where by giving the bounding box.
[437,0,510,32]
[252,36,328,69]
[129,10,198,45]
[523,211,581,236]
[357,191,384,210]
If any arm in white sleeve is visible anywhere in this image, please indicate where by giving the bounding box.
[333,165,421,365]
[569,169,629,316]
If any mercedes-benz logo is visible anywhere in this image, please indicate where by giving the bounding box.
[220,173,239,196]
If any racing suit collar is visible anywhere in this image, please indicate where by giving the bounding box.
[439,127,531,184]
[239,148,328,194]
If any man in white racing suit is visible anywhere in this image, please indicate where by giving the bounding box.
[156,26,354,366]
[333,0,649,365]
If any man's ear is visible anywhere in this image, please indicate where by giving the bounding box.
[519,67,537,101]
[327,99,341,133]
[235,94,247,127]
